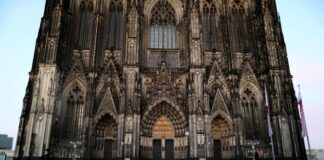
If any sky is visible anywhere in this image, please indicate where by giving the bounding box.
[0,0,323,150]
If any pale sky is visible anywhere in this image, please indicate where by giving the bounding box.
[0,0,323,149]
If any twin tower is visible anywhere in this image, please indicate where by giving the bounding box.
[15,0,307,159]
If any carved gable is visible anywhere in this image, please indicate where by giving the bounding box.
[239,61,260,90]
[97,87,117,116]
[207,60,230,98]
[211,90,229,115]
[147,62,178,105]
[64,52,87,88]
[97,55,122,96]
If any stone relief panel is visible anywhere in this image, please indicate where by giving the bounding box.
[146,49,181,68]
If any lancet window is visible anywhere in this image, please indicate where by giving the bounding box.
[241,88,260,140]
[150,0,176,49]
[230,0,248,52]
[60,84,85,139]
[78,1,94,49]
[202,1,217,51]
[108,0,123,49]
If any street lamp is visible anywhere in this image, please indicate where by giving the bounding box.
[247,140,260,160]
[70,140,81,160]
[185,131,189,159]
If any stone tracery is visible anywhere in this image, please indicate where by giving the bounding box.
[150,0,176,49]
[15,0,306,159]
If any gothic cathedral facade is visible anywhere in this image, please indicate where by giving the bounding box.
[15,0,307,159]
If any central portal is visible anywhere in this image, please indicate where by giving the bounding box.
[152,116,175,160]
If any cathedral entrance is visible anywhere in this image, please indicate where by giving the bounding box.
[104,139,113,160]
[165,139,174,160]
[140,102,187,159]
[92,114,117,159]
[213,140,222,160]
[152,116,175,160]
[211,114,233,160]
[153,139,162,159]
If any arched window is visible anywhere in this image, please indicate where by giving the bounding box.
[230,0,248,52]
[150,0,176,49]
[60,84,85,139]
[241,88,260,140]
[202,2,217,51]
[79,1,94,49]
[108,1,123,49]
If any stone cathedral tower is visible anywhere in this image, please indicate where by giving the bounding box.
[15,0,307,159]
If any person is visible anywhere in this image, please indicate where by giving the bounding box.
[254,150,260,160]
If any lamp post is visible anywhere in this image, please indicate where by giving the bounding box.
[70,140,81,160]
[247,140,260,160]
[185,131,189,159]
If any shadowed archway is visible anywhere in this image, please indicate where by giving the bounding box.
[140,101,188,159]
[211,113,234,160]
[92,113,118,159]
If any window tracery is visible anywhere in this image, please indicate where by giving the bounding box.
[150,0,176,49]
[230,0,248,52]
[108,0,123,49]
[78,0,94,49]
[240,87,260,140]
[202,1,217,51]
[60,84,85,139]
[230,0,245,14]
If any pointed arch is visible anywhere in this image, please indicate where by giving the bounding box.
[78,0,94,49]
[207,60,231,101]
[142,100,186,137]
[144,0,183,23]
[94,87,118,124]
[63,53,88,90]
[202,0,218,51]
[211,112,233,139]
[62,79,87,97]
[239,62,262,100]
[229,0,249,52]
[149,0,176,49]
[108,0,123,49]
[239,83,264,140]
[59,81,87,140]
[152,116,175,138]
[96,60,122,113]
[211,89,230,115]
[239,82,262,102]
[92,113,118,158]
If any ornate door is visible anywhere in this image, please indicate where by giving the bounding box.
[165,139,174,160]
[214,140,222,160]
[153,139,162,160]
[104,139,113,160]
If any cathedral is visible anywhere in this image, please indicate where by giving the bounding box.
[15,0,307,159]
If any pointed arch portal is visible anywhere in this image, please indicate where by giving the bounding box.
[92,113,118,159]
[152,116,175,138]
[140,101,187,159]
[211,114,234,160]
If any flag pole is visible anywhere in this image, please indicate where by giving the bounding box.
[270,136,275,160]
[306,133,312,159]
[298,85,312,159]
[265,84,275,160]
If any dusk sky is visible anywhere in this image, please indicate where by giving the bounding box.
[0,0,323,149]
